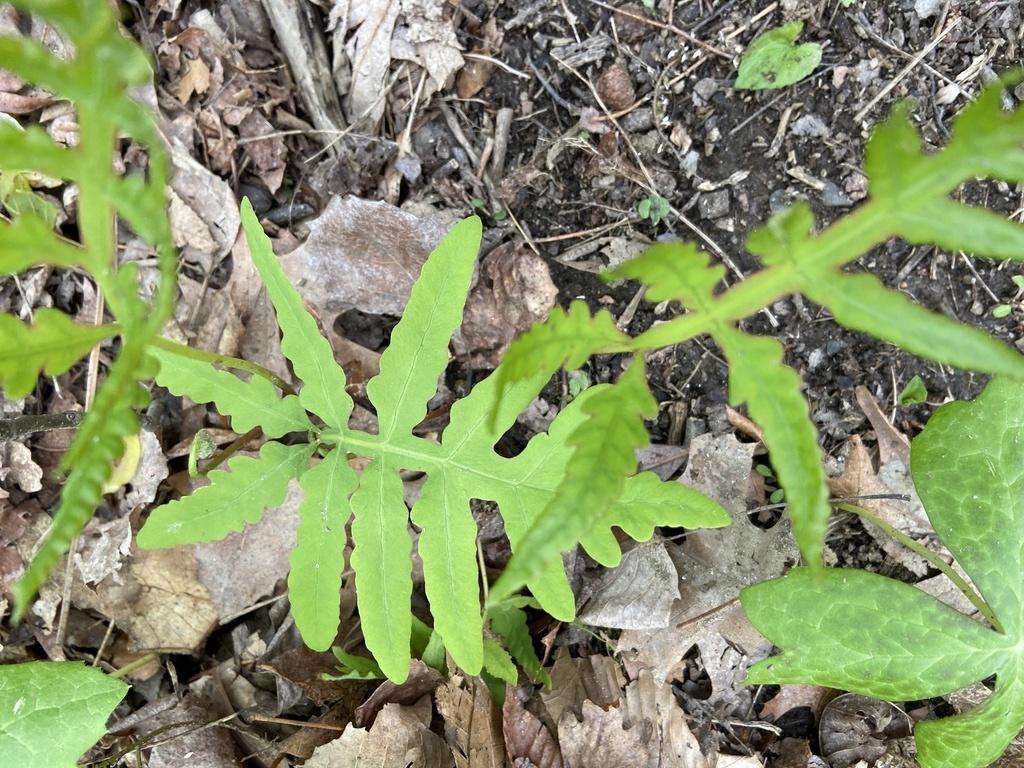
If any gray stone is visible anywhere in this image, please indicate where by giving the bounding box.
[697,189,730,219]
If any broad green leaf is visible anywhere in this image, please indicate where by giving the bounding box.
[149,346,311,438]
[719,329,831,568]
[349,458,413,683]
[240,199,353,431]
[369,216,482,442]
[0,661,127,768]
[137,441,311,547]
[607,241,724,308]
[289,450,358,651]
[742,377,1024,768]
[735,21,821,90]
[0,309,116,398]
[490,359,657,604]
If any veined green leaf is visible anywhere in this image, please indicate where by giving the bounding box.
[490,359,656,605]
[719,328,829,568]
[137,441,311,548]
[149,346,311,439]
[482,638,518,685]
[289,450,358,651]
[349,458,413,683]
[742,377,1024,768]
[240,199,353,431]
[735,21,821,91]
[369,216,482,442]
[412,472,483,674]
[0,310,116,399]
[0,661,128,768]
[607,241,724,309]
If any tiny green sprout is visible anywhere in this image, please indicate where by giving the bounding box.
[638,193,671,225]
[567,369,591,401]
[898,374,928,406]
[769,488,785,504]
[1012,275,1024,290]
[993,303,1012,318]
[187,428,218,477]
[755,463,775,478]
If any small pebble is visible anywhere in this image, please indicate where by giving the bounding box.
[621,107,654,133]
[820,181,852,208]
[697,189,730,219]
[790,114,830,138]
[914,0,941,19]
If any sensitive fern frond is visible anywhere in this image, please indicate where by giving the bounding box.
[496,76,1024,569]
[0,311,118,399]
[2,0,177,616]
[139,204,729,681]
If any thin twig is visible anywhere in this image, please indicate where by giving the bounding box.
[149,336,295,396]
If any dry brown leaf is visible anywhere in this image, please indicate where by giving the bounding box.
[177,56,211,103]
[759,684,831,722]
[122,427,170,512]
[307,697,453,768]
[577,540,680,630]
[540,651,624,729]
[145,693,241,768]
[73,516,132,585]
[392,0,464,90]
[72,546,219,653]
[503,686,563,768]
[334,0,401,126]
[557,670,706,768]
[829,435,932,575]
[280,196,452,317]
[619,432,788,711]
[454,241,558,367]
[237,108,287,194]
[354,659,445,728]
[192,479,301,620]
[435,674,506,768]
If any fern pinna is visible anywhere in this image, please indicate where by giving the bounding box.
[489,76,1024,602]
[137,201,729,682]
[0,0,176,615]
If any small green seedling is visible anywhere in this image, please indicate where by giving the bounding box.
[0,661,127,766]
[638,192,671,225]
[137,200,729,682]
[743,377,1024,768]
[735,21,822,91]
[897,374,928,406]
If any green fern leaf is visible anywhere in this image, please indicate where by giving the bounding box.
[137,441,311,548]
[0,310,116,398]
[412,472,484,674]
[493,301,631,405]
[289,450,358,652]
[4,0,178,616]
[149,347,311,439]
[0,214,85,272]
[489,359,658,605]
[240,199,353,430]
[719,328,829,566]
[369,217,483,441]
[488,597,548,684]
[482,638,518,685]
[143,209,727,682]
[348,457,413,682]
